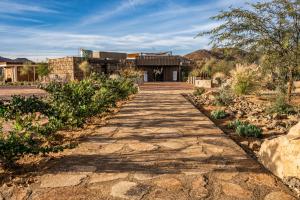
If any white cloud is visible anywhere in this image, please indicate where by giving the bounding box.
[0,0,58,14]
[79,0,151,25]
[0,23,212,60]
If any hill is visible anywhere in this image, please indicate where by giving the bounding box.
[184,48,247,62]
[0,56,13,62]
[0,56,33,63]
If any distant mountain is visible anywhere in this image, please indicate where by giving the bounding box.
[14,58,33,63]
[0,56,13,62]
[0,56,33,63]
[184,48,247,62]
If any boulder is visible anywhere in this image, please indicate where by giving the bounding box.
[259,121,300,180]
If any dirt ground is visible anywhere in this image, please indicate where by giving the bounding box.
[0,86,47,100]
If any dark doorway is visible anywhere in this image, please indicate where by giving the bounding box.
[153,67,164,81]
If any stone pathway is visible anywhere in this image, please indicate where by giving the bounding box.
[8,83,297,200]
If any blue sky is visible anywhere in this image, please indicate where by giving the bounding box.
[0,0,255,61]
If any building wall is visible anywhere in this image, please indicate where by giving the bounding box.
[139,66,180,82]
[48,57,75,81]
[4,67,14,82]
[164,66,179,81]
[48,57,120,81]
[93,51,127,60]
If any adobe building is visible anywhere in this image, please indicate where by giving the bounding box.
[133,52,192,82]
[0,61,38,82]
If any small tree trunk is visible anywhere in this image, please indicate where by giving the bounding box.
[287,68,293,103]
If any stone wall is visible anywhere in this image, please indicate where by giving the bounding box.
[48,57,75,81]
[48,57,121,82]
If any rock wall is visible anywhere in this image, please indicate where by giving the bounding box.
[48,57,120,82]
[259,121,300,180]
[48,57,75,81]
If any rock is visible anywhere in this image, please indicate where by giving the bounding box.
[236,111,245,118]
[100,143,124,154]
[221,182,251,199]
[287,121,300,139]
[128,142,158,152]
[190,176,208,198]
[11,187,32,200]
[89,172,128,183]
[159,141,186,149]
[110,181,149,200]
[248,174,277,187]
[249,140,262,152]
[0,184,14,199]
[264,191,296,200]
[259,121,300,180]
[214,172,238,181]
[40,174,87,188]
[133,173,162,180]
[154,178,182,190]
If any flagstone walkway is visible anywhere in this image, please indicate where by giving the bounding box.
[17,83,296,200]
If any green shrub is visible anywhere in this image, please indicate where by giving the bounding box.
[0,75,138,167]
[211,110,227,119]
[0,116,67,167]
[214,87,234,106]
[236,124,262,138]
[268,95,295,114]
[227,119,247,129]
[193,87,206,96]
[3,95,52,120]
[228,120,262,138]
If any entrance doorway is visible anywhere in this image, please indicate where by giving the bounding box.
[153,67,164,82]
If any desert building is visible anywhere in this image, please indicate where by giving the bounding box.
[0,60,38,82]
[48,51,126,81]
[134,52,192,82]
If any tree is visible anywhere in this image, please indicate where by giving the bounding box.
[198,0,300,102]
[36,62,51,81]
[79,60,91,78]
[21,62,33,82]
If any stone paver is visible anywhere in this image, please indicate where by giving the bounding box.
[22,83,296,199]
[40,174,87,188]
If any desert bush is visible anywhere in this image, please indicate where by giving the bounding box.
[230,64,261,95]
[214,86,234,106]
[268,95,295,114]
[236,124,262,138]
[227,119,247,129]
[211,110,227,119]
[44,79,98,127]
[228,120,262,138]
[3,96,52,120]
[193,87,206,96]
[119,67,143,82]
[0,75,138,167]
[0,115,67,167]
[212,72,227,85]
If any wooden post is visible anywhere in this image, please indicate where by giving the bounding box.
[33,65,36,82]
